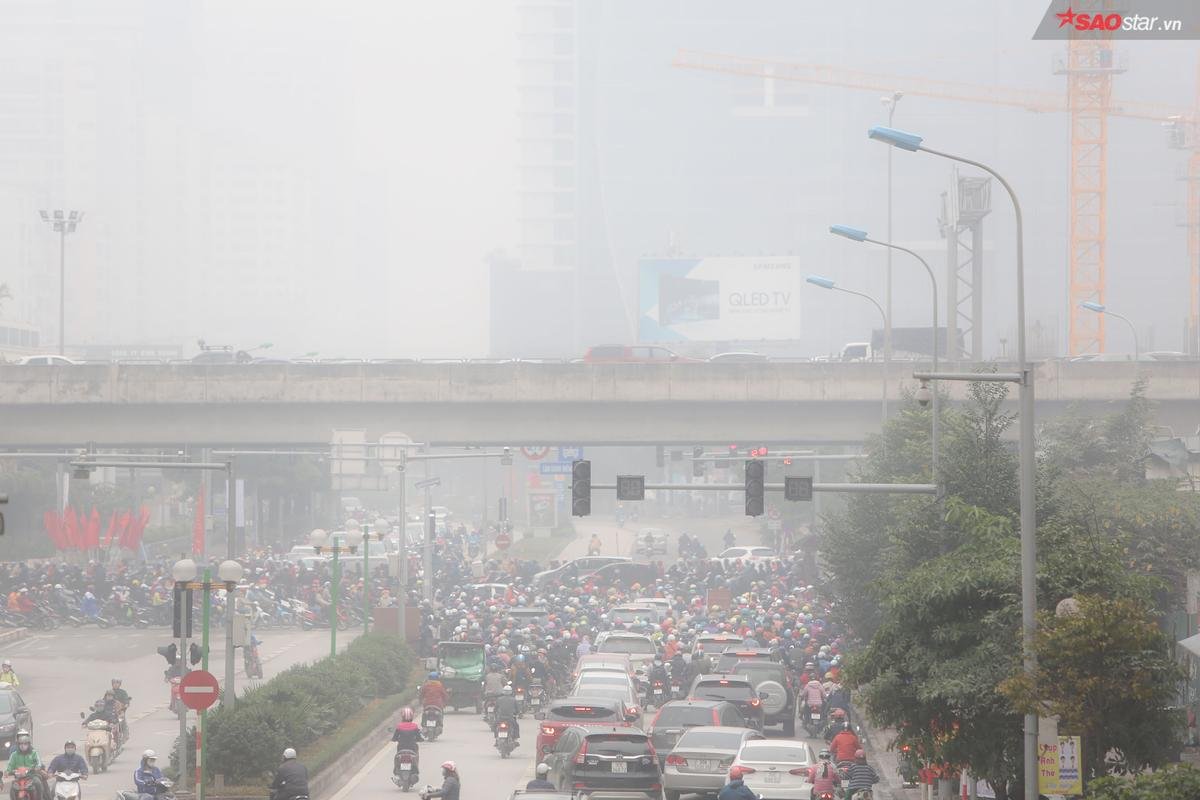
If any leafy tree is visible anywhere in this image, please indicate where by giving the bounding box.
[1000,595,1184,785]
[1086,764,1200,799]
[846,501,1025,800]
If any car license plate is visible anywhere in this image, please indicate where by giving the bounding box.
[765,773,781,784]
[611,762,627,774]
[694,759,716,772]
[400,764,412,771]
[498,731,509,738]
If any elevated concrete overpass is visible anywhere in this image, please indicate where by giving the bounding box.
[0,361,1196,447]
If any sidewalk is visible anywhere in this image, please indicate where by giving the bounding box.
[856,711,916,800]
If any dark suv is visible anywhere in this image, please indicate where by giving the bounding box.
[544,726,663,797]
[646,700,747,764]
[713,647,780,673]
[687,674,765,731]
[718,659,796,736]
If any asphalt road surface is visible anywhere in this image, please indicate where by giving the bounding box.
[3,626,359,800]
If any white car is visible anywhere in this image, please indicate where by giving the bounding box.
[16,355,80,366]
[731,739,817,799]
[714,546,776,566]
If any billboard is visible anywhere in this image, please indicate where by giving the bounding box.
[638,257,800,342]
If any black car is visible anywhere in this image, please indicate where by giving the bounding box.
[687,674,765,731]
[713,647,780,673]
[586,561,658,590]
[0,687,33,757]
[545,726,663,798]
[718,660,796,736]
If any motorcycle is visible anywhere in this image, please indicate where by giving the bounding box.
[52,772,84,800]
[420,706,443,743]
[79,717,115,773]
[10,767,44,800]
[897,744,920,787]
[114,777,173,800]
[648,680,667,707]
[526,682,544,713]
[512,686,526,717]
[493,719,516,759]
[243,643,263,679]
[802,704,824,737]
[390,749,419,792]
[482,696,498,726]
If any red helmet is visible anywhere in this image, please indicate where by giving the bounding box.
[400,707,414,722]
[729,766,749,780]
[831,708,847,719]
[441,760,457,773]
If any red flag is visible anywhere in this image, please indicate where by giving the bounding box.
[114,511,133,549]
[193,484,206,555]
[64,507,80,550]
[102,511,118,547]
[86,507,101,549]
[44,511,66,550]
[122,506,151,551]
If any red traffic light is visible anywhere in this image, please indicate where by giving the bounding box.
[783,457,792,465]
[728,444,738,452]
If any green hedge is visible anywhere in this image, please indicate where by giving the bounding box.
[1087,764,1200,799]
[205,633,414,784]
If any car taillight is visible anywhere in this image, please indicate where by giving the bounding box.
[573,742,588,765]
[749,698,761,707]
[666,755,687,767]
[789,768,811,776]
[542,726,556,736]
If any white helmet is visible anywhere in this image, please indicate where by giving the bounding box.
[282,748,297,760]
[536,763,550,776]
[142,750,157,761]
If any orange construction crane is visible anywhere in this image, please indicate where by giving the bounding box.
[673,47,1200,356]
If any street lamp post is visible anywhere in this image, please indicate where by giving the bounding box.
[1080,301,1140,363]
[882,91,903,368]
[310,528,356,657]
[806,275,889,423]
[170,559,197,793]
[38,209,85,356]
[868,124,1038,800]
[830,224,940,480]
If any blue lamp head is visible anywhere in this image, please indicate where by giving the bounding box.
[806,275,837,290]
[867,126,924,152]
[829,225,868,242]
[1080,301,1106,313]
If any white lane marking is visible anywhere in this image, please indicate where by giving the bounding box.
[327,741,394,800]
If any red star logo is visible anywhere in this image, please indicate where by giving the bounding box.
[1056,6,1076,27]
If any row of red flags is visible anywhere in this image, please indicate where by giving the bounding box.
[44,506,151,551]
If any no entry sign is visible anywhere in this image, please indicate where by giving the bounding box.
[179,669,220,711]
[494,531,512,550]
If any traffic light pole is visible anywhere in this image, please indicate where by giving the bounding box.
[176,587,190,793]
[587,482,937,494]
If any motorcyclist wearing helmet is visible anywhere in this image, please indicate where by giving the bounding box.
[269,749,308,800]
[392,707,424,749]
[7,730,47,799]
[718,765,758,800]
[843,750,879,800]
[421,761,459,800]
[807,750,841,800]
[419,673,449,710]
[133,750,164,798]
[482,666,505,696]
[48,741,88,777]
[492,685,520,744]
[0,660,19,687]
[801,677,827,719]
[822,708,849,742]
[109,678,131,707]
[525,763,555,791]
[830,723,862,764]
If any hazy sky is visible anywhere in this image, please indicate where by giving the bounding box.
[2,1,1197,359]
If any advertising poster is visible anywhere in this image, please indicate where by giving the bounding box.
[638,256,800,342]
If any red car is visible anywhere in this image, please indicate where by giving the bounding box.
[535,696,636,761]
